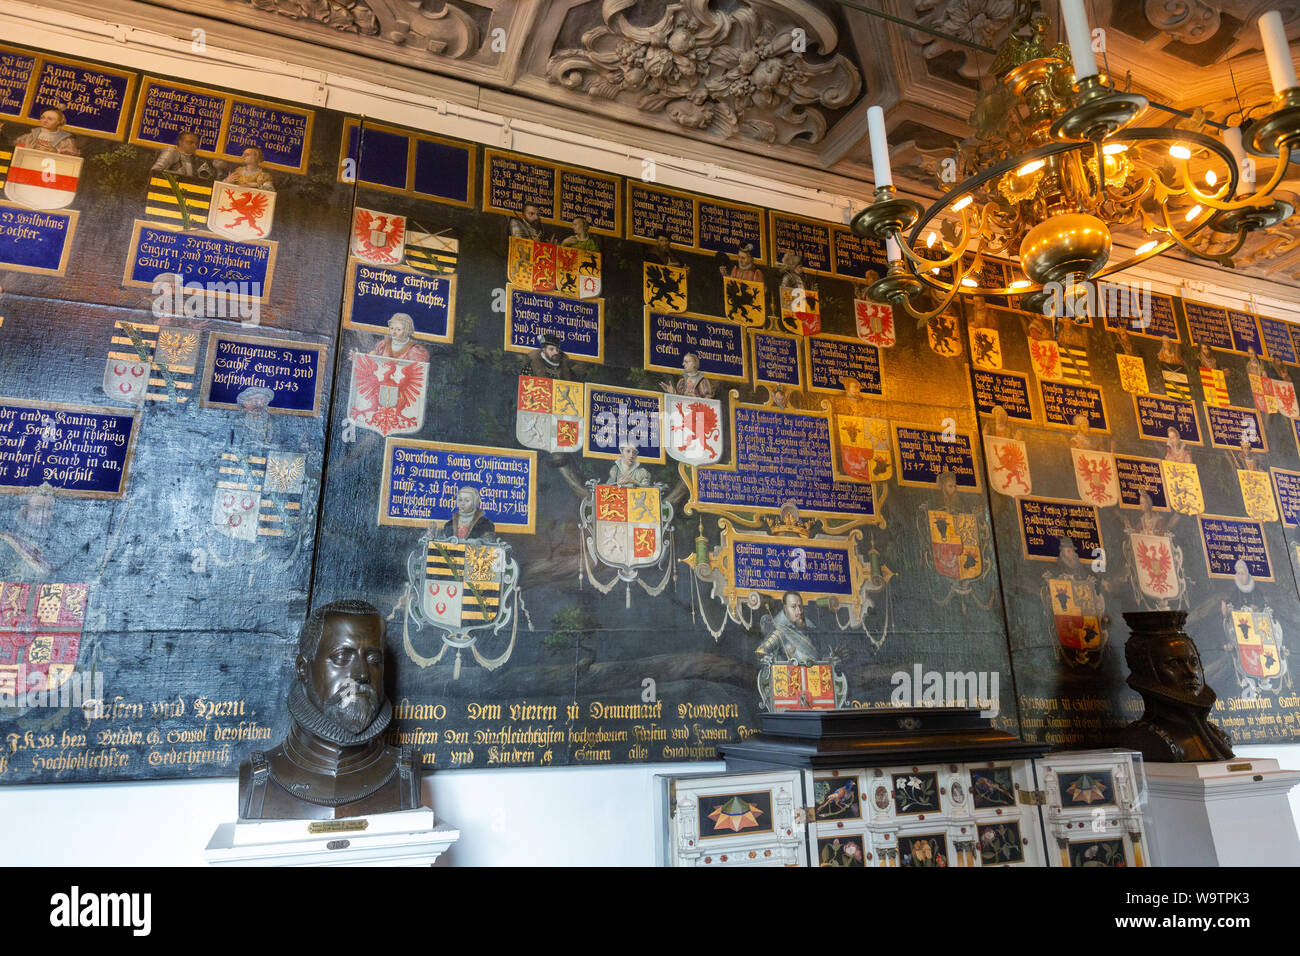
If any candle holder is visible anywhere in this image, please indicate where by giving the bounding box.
[1208,197,1295,233]
[1249,86,1300,155]
[867,259,924,306]
[1051,74,1148,142]
[849,185,923,243]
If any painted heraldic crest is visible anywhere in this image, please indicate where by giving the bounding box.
[837,415,891,482]
[3,147,81,210]
[1046,576,1107,667]
[1225,606,1287,690]
[424,540,507,632]
[1072,448,1119,508]
[207,181,275,240]
[212,488,260,542]
[352,207,406,264]
[102,358,150,407]
[349,354,428,437]
[591,485,664,570]
[516,375,584,453]
[1129,531,1181,601]
[984,435,1031,496]
[0,582,88,698]
[927,510,982,581]
[667,396,723,466]
[856,300,896,348]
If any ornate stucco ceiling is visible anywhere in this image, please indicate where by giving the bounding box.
[30,0,1300,284]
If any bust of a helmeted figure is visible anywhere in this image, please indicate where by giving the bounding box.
[238,600,422,819]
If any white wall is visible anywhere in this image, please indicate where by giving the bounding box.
[0,761,724,866]
[2,747,1299,865]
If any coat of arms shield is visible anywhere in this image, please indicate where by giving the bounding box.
[984,435,1032,496]
[352,207,406,264]
[855,300,896,348]
[592,485,664,569]
[928,510,982,581]
[349,354,428,437]
[1072,448,1119,508]
[211,488,260,542]
[1046,576,1107,666]
[102,358,151,407]
[516,375,584,453]
[836,415,891,482]
[3,147,81,210]
[666,395,723,466]
[423,540,507,631]
[1228,607,1284,685]
[207,181,275,240]
[0,582,88,697]
[1129,531,1181,601]
[1160,460,1204,515]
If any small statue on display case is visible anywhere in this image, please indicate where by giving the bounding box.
[1120,610,1235,762]
[238,599,422,819]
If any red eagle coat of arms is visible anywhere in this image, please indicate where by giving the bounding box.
[854,300,895,347]
[207,181,275,240]
[0,582,88,697]
[1029,338,1062,381]
[349,354,428,437]
[352,208,407,264]
[1071,448,1119,507]
[1131,532,1178,600]
[666,396,723,466]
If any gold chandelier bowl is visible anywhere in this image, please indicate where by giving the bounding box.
[1019,212,1113,285]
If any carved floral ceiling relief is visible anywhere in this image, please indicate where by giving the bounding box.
[544,0,862,145]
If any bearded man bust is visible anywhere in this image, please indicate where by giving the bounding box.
[238,600,423,819]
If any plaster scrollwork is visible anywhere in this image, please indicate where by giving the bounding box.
[910,0,1016,81]
[1144,0,1221,45]
[544,0,862,145]
[243,0,482,57]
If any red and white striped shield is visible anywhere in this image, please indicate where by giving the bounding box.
[3,147,81,210]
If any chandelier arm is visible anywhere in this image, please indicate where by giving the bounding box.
[1177,145,1294,211]
[892,276,967,323]
[1157,203,1236,264]
[894,205,987,272]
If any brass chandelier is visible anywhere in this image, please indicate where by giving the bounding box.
[851,1,1300,321]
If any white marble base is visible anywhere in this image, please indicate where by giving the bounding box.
[204,808,459,866]
[1144,758,1300,866]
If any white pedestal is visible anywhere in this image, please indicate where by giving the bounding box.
[1144,758,1300,866]
[204,808,459,866]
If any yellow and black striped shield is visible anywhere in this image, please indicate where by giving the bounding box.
[424,540,505,629]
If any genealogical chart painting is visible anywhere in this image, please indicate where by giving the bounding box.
[2,39,1299,785]
[0,44,349,783]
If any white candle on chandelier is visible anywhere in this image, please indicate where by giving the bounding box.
[1223,126,1256,195]
[885,235,901,263]
[1259,11,1298,95]
[867,105,892,188]
[1061,0,1100,80]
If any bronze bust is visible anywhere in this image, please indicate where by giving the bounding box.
[1120,610,1234,762]
[239,600,423,819]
